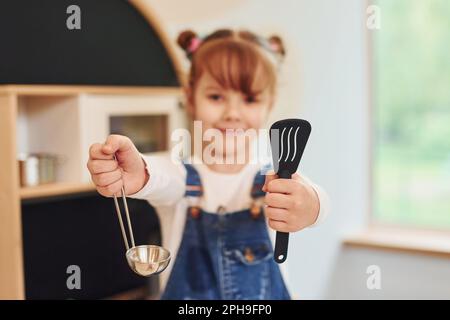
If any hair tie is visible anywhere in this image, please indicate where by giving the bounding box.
[187,37,202,54]
[269,41,281,53]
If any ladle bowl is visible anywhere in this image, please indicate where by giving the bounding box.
[126,245,171,277]
[110,158,171,278]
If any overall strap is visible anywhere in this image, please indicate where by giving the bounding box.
[183,162,203,197]
[251,162,273,199]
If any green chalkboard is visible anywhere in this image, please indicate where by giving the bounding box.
[0,0,179,86]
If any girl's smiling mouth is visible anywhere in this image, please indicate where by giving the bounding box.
[215,127,247,135]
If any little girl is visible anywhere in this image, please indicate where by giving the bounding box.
[87,29,329,300]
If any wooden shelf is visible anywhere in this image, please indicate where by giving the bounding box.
[20,182,96,200]
[0,85,182,96]
[0,0,184,300]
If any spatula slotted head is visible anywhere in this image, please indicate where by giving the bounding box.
[269,119,311,178]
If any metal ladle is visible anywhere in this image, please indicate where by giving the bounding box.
[113,184,170,277]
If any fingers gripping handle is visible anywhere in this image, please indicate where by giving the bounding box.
[274,169,291,264]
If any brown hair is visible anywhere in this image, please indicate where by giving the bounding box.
[177,29,286,100]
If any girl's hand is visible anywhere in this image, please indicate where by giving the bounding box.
[262,171,320,232]
[86,134,149,197]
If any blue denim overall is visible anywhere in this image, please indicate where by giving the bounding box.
[161,162,291,300]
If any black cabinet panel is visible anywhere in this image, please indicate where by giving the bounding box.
[22,193,161,299]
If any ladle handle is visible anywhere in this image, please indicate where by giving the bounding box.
[120,185,135,248]
[113,194,130,251]
[112,154,136,251]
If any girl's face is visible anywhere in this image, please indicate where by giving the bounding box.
[189,71,273,161]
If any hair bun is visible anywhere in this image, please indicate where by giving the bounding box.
[177,30,198,52]
[268,35,286,57]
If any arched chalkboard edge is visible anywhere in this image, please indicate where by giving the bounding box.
[129,0,186,88]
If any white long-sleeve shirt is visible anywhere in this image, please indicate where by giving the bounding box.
[129,151,330,296]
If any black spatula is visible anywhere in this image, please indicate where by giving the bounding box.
[269,119,311,263]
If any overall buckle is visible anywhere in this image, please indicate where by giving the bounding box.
[250,201,262,219]
[189,206,201,219]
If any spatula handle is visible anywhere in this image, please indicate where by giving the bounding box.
[274,232,289,263]
[274,169,292,264]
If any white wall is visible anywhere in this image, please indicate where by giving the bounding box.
[327,246,450,299]
[143,0,450,299]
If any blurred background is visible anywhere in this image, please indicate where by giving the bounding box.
[149,0,450,299]
[0,0,449,299]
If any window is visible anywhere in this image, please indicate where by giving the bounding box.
[372,0,450,229]
[110,115,168,153]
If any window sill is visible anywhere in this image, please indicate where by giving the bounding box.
[342,227,450,258]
